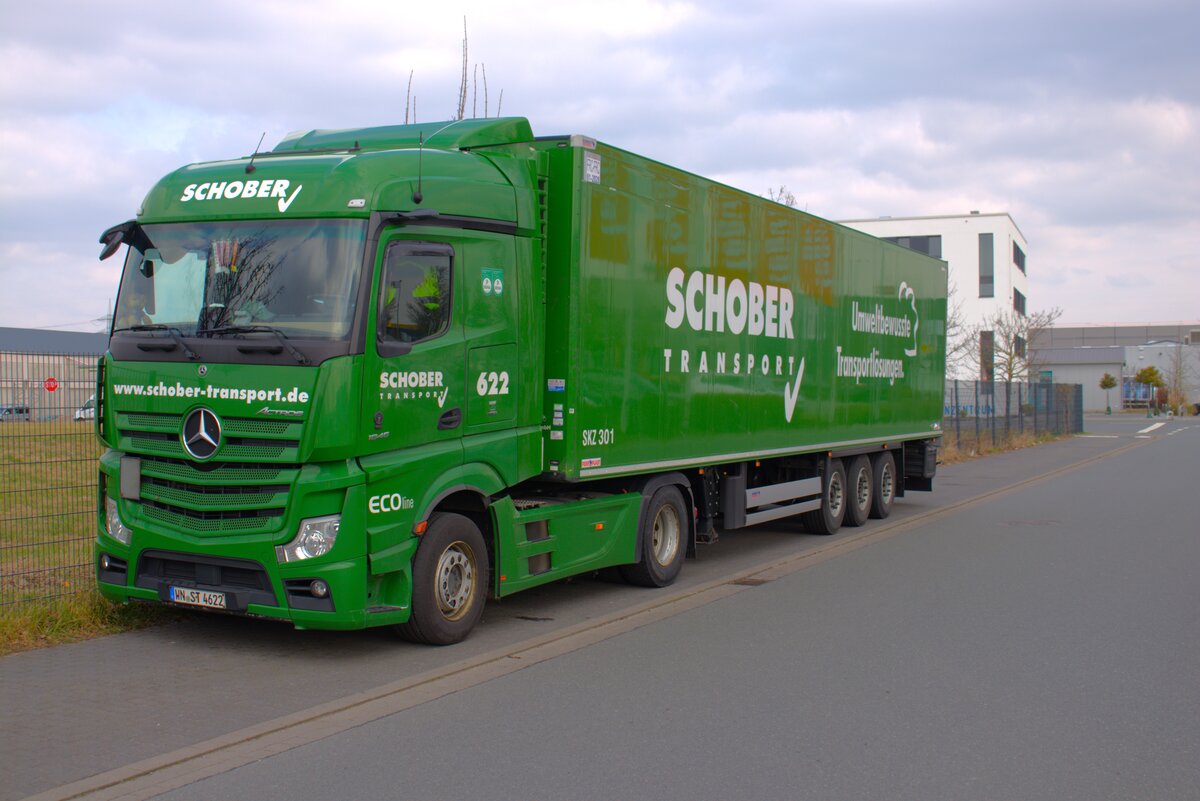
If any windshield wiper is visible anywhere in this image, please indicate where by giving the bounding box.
[196,325,311,365]
[112,324,200,361]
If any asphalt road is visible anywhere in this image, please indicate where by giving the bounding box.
[5,417,1198,800]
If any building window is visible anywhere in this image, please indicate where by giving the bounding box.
[980,329,994,381]
[883,235,942,259]
[1013,242,1026,274]
[1013,334,1026,359]
[979,233,994,298]
[1013,288,1026,316]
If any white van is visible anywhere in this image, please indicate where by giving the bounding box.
[75,395,96,421]
[0,404,32,422]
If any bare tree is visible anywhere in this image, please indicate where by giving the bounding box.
[472,64,479,118]
[943,278,974,379]
[971,306,1062,382]
[456,17,469,120]
[482,64,489,117]
[451,18,504,120]
[1162,342,1197,411]
[405,70,414,124]
[766,185,797,208]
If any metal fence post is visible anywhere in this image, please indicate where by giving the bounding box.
[974,381,981,449]
[954,380,961,449]
[1018,382,1024,435]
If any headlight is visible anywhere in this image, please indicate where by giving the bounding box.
[276,515,340,563]
[105,497,132,545]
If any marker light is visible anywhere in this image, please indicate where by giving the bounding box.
[276,515,340,563]
[105,497,132,545]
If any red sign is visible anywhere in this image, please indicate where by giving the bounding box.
[44,377,58,392]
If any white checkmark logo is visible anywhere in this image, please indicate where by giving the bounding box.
[784,357,805,422]
[277,184,303,213]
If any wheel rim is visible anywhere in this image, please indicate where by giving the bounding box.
[880,463,895,504]
[828,471,844,517]
[651,504,681,566]
[435,541,476,621]
[855,468,871,510]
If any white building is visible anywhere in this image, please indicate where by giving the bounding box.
[839,212,1029,379]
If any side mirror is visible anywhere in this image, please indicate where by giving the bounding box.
[99,220,136,261]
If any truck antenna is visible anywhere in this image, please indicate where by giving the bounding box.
[245,132,267,174]
[412,132,424,204]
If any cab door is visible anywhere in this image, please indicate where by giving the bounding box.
[366,236,465,455]
[364,228,521,453]
[359,228,523,575]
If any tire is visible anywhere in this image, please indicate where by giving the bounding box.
[620,485,688,587]
[870,452,896,520]
[844,455,872,528]
[396,513,488,645]
[802,459,846,535]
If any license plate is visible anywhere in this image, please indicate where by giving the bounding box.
[169,586,227,610]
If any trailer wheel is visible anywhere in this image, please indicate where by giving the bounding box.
[396,513,488,645]
[844,456,872,528]
[870,452,896,520]
[620,486,687,588]
[803,459,847,535]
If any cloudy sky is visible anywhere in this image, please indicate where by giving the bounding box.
[1,0,1196,331]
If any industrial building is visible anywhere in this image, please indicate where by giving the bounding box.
[1033,323,1200,412]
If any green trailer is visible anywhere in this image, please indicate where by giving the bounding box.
[94,117,945,644]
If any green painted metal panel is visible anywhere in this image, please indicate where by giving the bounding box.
[495,492,642,597]
[534,139,946,481]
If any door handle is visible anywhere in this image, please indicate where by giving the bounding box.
[438,408,462,430]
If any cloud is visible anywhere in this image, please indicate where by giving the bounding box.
[0,0,1197,330]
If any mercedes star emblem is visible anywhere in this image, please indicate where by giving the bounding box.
[181,408,221,460]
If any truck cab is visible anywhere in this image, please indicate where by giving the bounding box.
[96,118,547,643]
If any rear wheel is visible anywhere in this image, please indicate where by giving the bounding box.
[870,452,896,519]
[844,455,872,527]
[802,459,846,535]
[620,486,687,587]
[397,513,488,645]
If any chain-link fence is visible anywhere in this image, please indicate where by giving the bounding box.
[1,351,102,607]
[0,357,1088,608]
[944,380,1083,451]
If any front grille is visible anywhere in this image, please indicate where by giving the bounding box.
[128,431,297,460]
[116,411,302,462]
[142,476,290,509]
[143,504,279,532]
[141,457,291,484]
[133,458,297,535]
[116,411,303,536]
[135,549,278,610]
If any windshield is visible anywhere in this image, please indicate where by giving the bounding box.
[112,219,367,339]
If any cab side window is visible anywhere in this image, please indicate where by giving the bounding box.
[378,243,452,345]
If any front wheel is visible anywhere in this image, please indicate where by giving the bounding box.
[620,485,688,587]
[397,513,488,645]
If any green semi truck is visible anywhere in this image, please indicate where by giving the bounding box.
[94,117,946,644]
